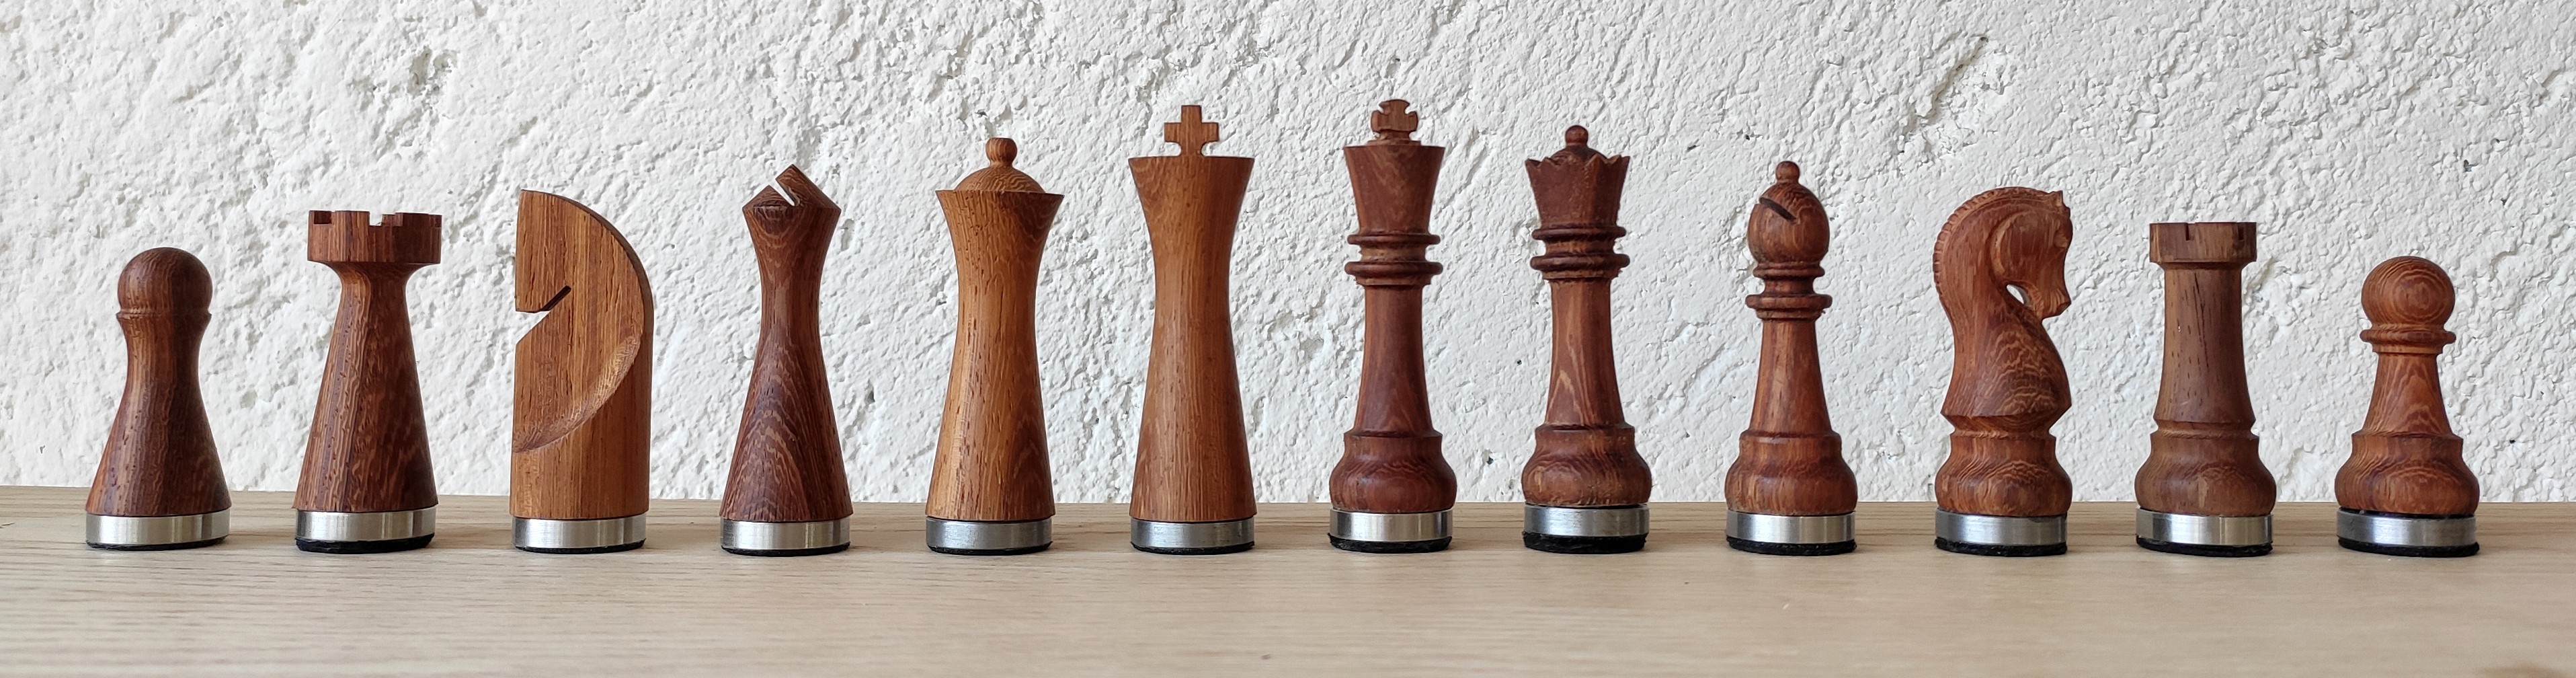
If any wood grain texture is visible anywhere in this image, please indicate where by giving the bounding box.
[86,248,229,518]
[1725,162,1855,517]
[511,192,653,521]
[928,139,1062,523]
[1331,100,1455,515]
[1127,106,1258,524]
[2140,221,2273,517]
[1931,188,2075,518]
[720,167,852,524]
[296,211,440,515]
[5,486,2572,677]
[1521,126,1650,508]
[2337,256,2477,516]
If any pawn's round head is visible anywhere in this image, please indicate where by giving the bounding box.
[2362,256,2454,328]
[118,248,213,314]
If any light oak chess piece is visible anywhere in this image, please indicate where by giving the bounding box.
[1127,106,1258,555]
[511,191,653,554]
[926,139,1063,556]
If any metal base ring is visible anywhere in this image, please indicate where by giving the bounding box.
[1131,517,1253,555]
[1726,511,1854,556]
[1935,509,2065,556]
[87,511,230,550]
[2135,509,2270,557]
[721,518,850,557]
[297,507,436,554]
[1523,504,1648,554]
[1330,509,1450,550]
[2337,509,2477,558]
[514,515,647,554]
[926,517,1051,556]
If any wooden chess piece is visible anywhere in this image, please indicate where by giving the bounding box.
[1328,100,1456,554]
[2136,221,2274,557]
[2336,256,2478,557]
[1931,188,2075,557]
[297,211,441,554]
[719,166,852,556]
[510,191,653,554]
[1127,105,1258,555]
[87,248,231,550]
[926,139,1062,556]
[1520,126,1650,554]
[1724,161,1856,556]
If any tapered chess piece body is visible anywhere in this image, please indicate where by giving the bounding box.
[926,139,1062,556]
[87,248,231,550]
[1328,100,1456,554]
[297,211,441,554]
[2336,256,2478,557]
[1519,126,1650,554]
[1931,188,2075,557]
[719,167,852,556]
[511,191,653,554]
[1724,162,1856,556]
[1128,106,1258,555]
[2136,222,2274,557]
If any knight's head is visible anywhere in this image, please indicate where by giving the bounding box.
[1986,191,2072,317]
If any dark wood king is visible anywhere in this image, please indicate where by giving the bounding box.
[1328,100,1456,554]
[1519,126,1651,554]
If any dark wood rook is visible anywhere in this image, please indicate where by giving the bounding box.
[719,166,852,556]
[1128,106,1258,555]
[2136,221,2274,557]
[926,139,1063,556]
[296,211,441,554]
[1931,188,2075,557]
[1724,161,1856,556]
[2335,256,2478,557]
[1328,100,1457,554]
[1519,126,1650,554]
[511,191,653,554]
[87,248,231,550]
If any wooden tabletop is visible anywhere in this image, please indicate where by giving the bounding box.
[1,486,2568,677]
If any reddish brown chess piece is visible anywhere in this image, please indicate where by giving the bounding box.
[511,191,653,554]
[1128,106,1258,555]
[1328,100,1456,554]
[1520,126,1650,554]
[296,211,441,554]
[2136,221,2274,557]
[87,248,231,550]
[1931,188,2075,557]
[2336,256,2478,557]
[1724,162,1855,556]
[926,139,1062,556]
[719,167,852,556]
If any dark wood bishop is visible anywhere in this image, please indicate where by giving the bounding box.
[1127,105,1258,555]
[2136,221,2274,557]
[1931,188,2075,557]
[1724,162,1857,556]
[926,138,1063,556]
[296,211,441,554]
[1520,126,1650,554]
[719,166,852,557]
[2335,256,2478,557]
[1328,100,1457,554]
[87,248,232,550]
[511,191,653,554]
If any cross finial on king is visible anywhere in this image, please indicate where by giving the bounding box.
[1368,100,1419,145]
[1163,105,1221,156]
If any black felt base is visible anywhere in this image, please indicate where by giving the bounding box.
[723,543,850,557]
[1329,535,1451,554]
[1523,532,1644,554]
[519,540,645,555]
[1935,537,2064,557]
[2340,537,2478,558]
[298,534,434,554]
[1133,541,1253,556]
[1727,536,1855,556]
[931,543,1051,556]
[2138,537,2270,558]
[89,536,226,552]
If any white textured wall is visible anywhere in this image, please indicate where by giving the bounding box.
[5,1,2571,503]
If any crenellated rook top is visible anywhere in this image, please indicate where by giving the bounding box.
[307,211,441,264]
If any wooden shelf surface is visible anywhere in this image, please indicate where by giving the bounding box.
[1,486,2569,677]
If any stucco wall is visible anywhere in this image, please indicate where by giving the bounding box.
[5,1,2570,502]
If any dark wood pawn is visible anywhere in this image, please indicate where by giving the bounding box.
[296,211,441,554]
[2136,222,2275,557]
[2336,256,2479,557]
[719,167,853,557]
[1723,162,1857,556]
[1519,126,1650,554]
[1931,188,2076,557]
[87,248,231,550]
[1328,100,1456,554]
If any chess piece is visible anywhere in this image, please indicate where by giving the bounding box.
[1724,162,1856,556]
[2136,221,2273,557]
[1931,188,2075,557]
[511,191,653,554]
[1127,105,1258,555]
[2336,256,2478,557]
[926,139,1062,556]
[1328,100,1456,554]
[719,166,852,556]
[297,211,441,554]
[86,248,231,550]
[1520,126,1650,554]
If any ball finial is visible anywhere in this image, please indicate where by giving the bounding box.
[1775,161,1800,183]
[985,137,1017,167]
[2362,256,2455,328]
[118,247,214,314]
[1564,125,1589,147]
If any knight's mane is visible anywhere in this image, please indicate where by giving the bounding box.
[1932,187,2058,282]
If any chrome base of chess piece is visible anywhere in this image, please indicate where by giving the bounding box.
[721,517,850,557]
[296,507,435,554]
[2135,509,2271,558]
[514,515,647,554]
[1329,509,1451,554]
[2337,509,2477,558]
[1523,504,1648,554]
[1131,517,1254,555]
[1934,509,2066,557]
[86,510,229,551]
[1726,511,1855,556]
[926,517,1051,556]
